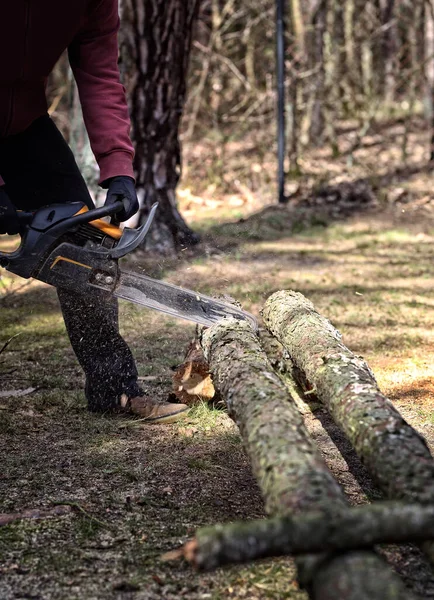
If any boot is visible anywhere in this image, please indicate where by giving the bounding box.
[120,394,189,424]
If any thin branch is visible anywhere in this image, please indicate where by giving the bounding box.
[0,333,21,358]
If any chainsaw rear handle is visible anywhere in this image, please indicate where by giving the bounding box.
[15,197,128,231]
[16,211,34,227]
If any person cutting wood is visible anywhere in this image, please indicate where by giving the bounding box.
[0,0,189,423]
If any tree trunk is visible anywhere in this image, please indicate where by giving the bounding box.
[333,0,346,105]
[425,0,434,161]
[308,0,327,143]
[262,290,434,566]
[68,78,102,201]
[381,0,397,105]
[48,53,102,202]
[119,0,200,253]
[343,0,357,105]
[198,318,412,599]
[369,0,383,99]
[287,0,305,174]
[174,502,434,571]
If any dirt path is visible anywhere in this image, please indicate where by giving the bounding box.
[1,203,434,599]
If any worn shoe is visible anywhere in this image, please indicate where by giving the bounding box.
[120,394,190,424]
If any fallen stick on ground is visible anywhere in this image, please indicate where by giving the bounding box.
[196,317,413,600]
[262,290,434,565]
[166,501,434,571]
[0,504,72,527]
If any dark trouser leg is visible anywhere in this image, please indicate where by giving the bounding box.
[0,115,141,410]
[57,287,141,411]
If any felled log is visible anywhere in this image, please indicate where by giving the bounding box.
[262,291,434,564]
[168,502,434,571]
[172,339,216,405]
[198,318,412,600]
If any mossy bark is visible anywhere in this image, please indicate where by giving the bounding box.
[182,502,434,571]
[262,290,434,565]
[199,318,412,600]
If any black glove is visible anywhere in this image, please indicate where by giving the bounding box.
[0,188,20,235]
[103,176,139,222]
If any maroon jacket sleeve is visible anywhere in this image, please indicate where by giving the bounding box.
[68,0,135,185]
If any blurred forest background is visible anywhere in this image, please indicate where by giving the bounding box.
[47,0,434,249]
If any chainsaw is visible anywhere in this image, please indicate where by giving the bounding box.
[0,200,257,329]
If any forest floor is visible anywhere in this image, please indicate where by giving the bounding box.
[2,115,434,599]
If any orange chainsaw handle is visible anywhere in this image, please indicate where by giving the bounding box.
[74,206,123,240]
[16,201,126,240]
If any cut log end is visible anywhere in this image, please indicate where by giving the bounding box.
[173,360,215,403]
[161,539,199,566]
[173,339,217,406]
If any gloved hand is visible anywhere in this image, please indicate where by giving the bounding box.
[103,176,139,222]
[0,188,20,235]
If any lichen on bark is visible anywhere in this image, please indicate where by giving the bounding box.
[262,290,434,565]
[199,318,413,599]
[180,501,434,572]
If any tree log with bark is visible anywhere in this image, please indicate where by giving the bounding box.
[195,318,412,600]
[167,502,434,571]
[262,290,434,565]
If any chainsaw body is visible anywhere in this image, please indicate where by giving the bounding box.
[0,201,157,294]
[0,202,258,329]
